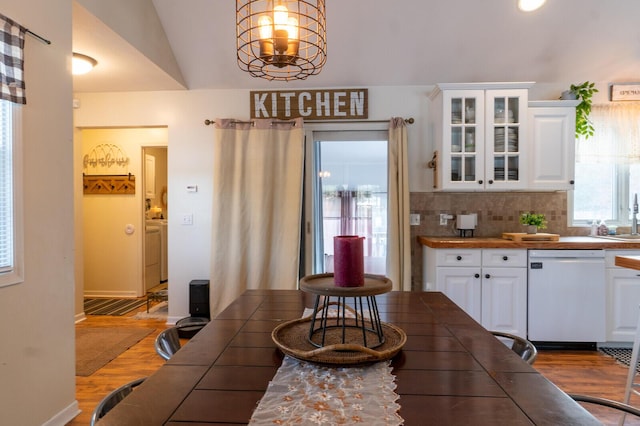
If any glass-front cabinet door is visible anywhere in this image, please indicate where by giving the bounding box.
[442,90,485,190]
[430,82,532,191]
[485,89,528,190]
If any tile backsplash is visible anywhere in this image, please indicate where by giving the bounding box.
[408,191,588,290]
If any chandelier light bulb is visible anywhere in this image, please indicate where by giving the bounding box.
[258,15,273,39]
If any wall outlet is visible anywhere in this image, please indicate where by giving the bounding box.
[182,214,193,225]
[439,213,454,225]
[410,213,420,226]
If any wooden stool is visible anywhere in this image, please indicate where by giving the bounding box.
[146,289,168,312]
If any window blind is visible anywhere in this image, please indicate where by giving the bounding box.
[0,100,13,272]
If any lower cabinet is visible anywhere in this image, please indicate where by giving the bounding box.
[423,247,527,338]
[606,250,640,342]
[423,246,640,343]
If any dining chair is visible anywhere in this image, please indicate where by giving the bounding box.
[570,393,640,422]
[154,326,181,360]
[175,316,209,338]
[624,304,640,405]
[491,331,538,365]
[90,377,145,425]
[155,322,208,360]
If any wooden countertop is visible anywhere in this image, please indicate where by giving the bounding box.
[615,255,640,270]
[418,235,640,249]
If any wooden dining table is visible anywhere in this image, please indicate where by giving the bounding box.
[98,290,599,425]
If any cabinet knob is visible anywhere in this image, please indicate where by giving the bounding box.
[569,180,575,185]
[503,256,508,261]
[478,180,483,185]
[456,255,462,261]
[488,180,494,184]
[474,273,480,278]
[485,274,490,279]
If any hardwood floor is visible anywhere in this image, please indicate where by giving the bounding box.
[68,303,170,426]
[68,306,640,425]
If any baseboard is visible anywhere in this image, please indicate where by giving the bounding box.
[75,312,86,323]
[84,290,139,298]
[167,315,183,325]
[42,400,80,426]
[531,341,597,350]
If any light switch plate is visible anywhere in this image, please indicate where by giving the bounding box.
[410,214,420,226]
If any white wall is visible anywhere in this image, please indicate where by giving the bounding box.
[73,86,428,321]
[0,1,77,425]
[73,82,581,321]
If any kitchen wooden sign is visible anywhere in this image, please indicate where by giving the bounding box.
[250,88,368,120]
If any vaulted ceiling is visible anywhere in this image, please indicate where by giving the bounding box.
[72,0,640,93]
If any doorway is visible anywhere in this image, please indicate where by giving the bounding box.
[143,146,168,293]
[304,126,389,276]
[81,127,168,298]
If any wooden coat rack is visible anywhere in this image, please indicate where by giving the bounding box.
[83,173,136,195]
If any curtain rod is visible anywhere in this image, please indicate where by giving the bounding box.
[204,117,414,126]
[25,29,51,45]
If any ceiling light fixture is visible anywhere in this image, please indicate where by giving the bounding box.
[517,0,546,12]
[72,53,97,75]
[236,0,327,81]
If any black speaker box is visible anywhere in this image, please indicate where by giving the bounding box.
[189,279,210,319]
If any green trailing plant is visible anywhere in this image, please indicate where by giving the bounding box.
[519,212,547,230]
[568,81,599,139]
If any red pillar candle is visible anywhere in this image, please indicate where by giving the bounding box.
[333,235,365,287]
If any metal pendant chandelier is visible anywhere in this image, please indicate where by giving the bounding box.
[236,0,327,81]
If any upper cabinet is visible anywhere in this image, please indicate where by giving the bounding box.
[145,154,156,199]
[527,100,580,191]
[429,82,533,191]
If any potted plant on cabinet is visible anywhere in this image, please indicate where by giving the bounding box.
[519,212,547,234]
[560,81,599,139]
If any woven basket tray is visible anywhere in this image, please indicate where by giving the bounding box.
[272,316,407,366]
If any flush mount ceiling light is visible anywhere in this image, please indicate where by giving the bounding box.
[517,0,546,12]
[72,52,97,75]
[236,0,327,81]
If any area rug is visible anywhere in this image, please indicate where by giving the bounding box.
[84,298,146,316]
[133,301,168,320]
[599,347,640,373]
[76,327,154,376]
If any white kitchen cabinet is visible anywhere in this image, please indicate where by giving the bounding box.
[423,247,527,337]
[145,153,156,199]
[429,82,533,191]
[605,250,640,342]
[527,100,579,191]
[436,266,482,322]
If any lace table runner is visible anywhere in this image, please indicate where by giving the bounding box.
[250,307,403,425]
[249,355,403,425]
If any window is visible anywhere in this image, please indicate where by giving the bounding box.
[303,123,389,275]
[571,104,640,227]
[0,99,23,287]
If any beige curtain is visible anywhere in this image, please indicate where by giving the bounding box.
[210,118,304,317]
[387,118,411,291]
[576,103,640,164]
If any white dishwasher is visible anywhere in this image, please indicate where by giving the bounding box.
[528,249,606,344]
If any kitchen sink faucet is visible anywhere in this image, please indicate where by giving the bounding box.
[633,193,639,235]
